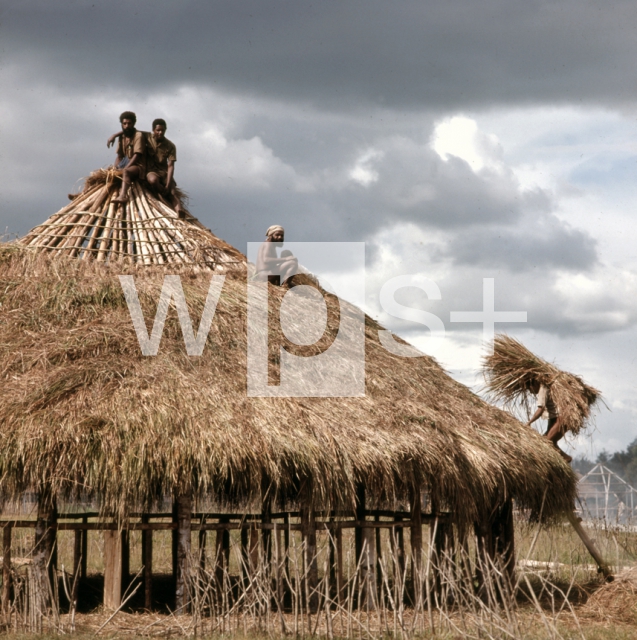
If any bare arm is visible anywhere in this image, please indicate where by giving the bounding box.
[527,406,544,426]
[127,152,141,168]
[165,159,175,193]
[107,130,123,148]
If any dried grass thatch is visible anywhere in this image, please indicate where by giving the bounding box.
[19,168,244,270]
[482,335,601,435]
[0,246,577,523]
[581,567,637,624]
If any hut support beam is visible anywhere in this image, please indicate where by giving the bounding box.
[261,486,273,568]
[104,530,127,609]
[72,528,83,605]
[33,491,56,612]
[474,498,515,601]
[215,517,230,588]
[361,526,377,610]
[491,498,515,588]
[300,501,319,614]
[175,491,192,614]
[81,516,88,579]
[142,514,153,610]
[2,524,11,612]
[410,486,423,608]
[566,511,612,580]
[329,519,344,605]
[354,485,377,610]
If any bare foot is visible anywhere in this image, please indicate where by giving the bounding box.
[112,195,128,203]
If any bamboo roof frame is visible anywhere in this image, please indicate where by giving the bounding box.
[19,169,244,271]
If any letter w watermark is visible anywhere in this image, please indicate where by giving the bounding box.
[119,275,225,356]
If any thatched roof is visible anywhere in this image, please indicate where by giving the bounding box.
[483,335,602,435]
[0,245,577,523]
[19,169,244,270]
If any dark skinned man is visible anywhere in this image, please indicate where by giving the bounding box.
[111,111,147,204]
[108,118,181,215]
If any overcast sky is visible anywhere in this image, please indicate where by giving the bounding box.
[2,0,637,459]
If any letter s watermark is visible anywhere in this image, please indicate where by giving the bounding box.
[378,275,445,357]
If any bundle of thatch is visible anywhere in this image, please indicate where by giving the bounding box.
[483,335,601,435]
[0,246,577,523]
[581,567,637,624]
[19,168,244,271]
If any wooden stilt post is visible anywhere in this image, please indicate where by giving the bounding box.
[141,514,153,610]
[174,490,192,614]
[300,490,319,614]
[33,489,56,612]
[354,483,365,608]
[199,519,207,572]
[491,498,515,589]
[376,514,383,605]
[241,521,249,589]
[410,485,423,608]
[473,517,491,596]
[390,514,406,581]
[566,511,612,580]
[262,484,273,568]
[73,529,82,579]
[103,529,124,609]
[361,526,377,610]
[335,525,343,604]
[2,524,12,613]
[355,484,365,572]
[283,511,290,579]
[171,500,178,587]
[122,530,130,591]
[249,524,259,574]
[72,527,82,605]
[329,517,343,604]
[81,516,88,580]
[214,517,228,588]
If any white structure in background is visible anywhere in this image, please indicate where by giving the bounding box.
[576,464,637,523]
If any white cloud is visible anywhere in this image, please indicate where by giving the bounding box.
[348,148,383,186]
[430,115,503,173]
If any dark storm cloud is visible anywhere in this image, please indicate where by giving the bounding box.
[445,219,598,272]
[3,0,637,110]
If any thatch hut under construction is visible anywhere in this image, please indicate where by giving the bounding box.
[0,170,577,615]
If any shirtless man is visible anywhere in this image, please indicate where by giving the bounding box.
[112,111,147,204]
[255,226,298,285]
[527,379,572,463]
[108,118,182,215]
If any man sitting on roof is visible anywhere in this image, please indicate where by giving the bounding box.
[112,111,147,204]
[108,118,182,216]
[527,380,572,463]
[255,225,298,285]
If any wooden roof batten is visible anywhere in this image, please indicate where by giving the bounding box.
[19,168,245,271]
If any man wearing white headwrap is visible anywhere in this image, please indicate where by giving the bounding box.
[266,225,285,238]
[255,225,298,285]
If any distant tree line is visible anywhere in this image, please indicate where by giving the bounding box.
[573,437,637,486]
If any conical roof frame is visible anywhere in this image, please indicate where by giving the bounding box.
[19,169,244,271]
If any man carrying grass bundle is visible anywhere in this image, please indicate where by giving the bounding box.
[527,379,571,463]
[483,335,602,465]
